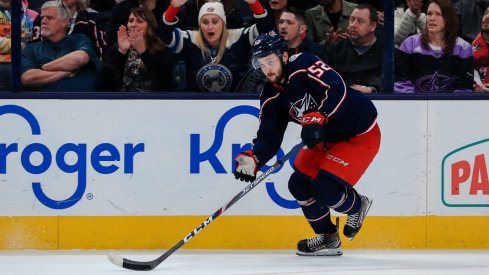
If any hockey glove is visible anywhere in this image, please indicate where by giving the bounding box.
[234,150,261,182]
[300,111,328,149]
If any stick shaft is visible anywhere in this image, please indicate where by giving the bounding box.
[111,142,304,271]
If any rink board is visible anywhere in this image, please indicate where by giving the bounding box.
[1,216,489,250]
[1,100,489,249]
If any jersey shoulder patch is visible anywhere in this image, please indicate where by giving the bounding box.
[289,53,302,62]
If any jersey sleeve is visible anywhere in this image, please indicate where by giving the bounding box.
[252,88,289,165]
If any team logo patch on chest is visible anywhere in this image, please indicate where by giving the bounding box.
[196,64,233,92]
[289,94,319,122]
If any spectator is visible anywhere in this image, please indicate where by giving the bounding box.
[472,7,489,92]
[170,0,245,30]
[305,0,357,47]
[0,0,38,91]
[97,7,175,91]
[32,0,107,59]
[279,7,327,61]
[105,0,168,48]
[395,0,427,48]
[454,0,489,43]
[325,4,383,93]
[158,0,273,92]
[394,0,473,93]
[21,1,99,92]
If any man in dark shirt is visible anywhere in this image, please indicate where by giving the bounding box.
[21,1,98,92]
[325,4,383,93]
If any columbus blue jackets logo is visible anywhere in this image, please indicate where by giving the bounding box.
[415,71,456,93]
[196,64,233,92]
[289,93,319,122]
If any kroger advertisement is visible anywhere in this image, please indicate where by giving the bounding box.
[0,100,488,216]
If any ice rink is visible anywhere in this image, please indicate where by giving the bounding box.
[1,250,489,275]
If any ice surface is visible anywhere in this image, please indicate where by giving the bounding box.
[0,250,488,275]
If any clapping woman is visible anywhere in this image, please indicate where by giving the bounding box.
[98,7,175,92]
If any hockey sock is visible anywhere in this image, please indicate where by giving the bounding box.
[298,198,336,234]
[289,172,336,233]
[310,173,362,215]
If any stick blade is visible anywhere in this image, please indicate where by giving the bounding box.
[108,252,156,271]
[107,252,123,268]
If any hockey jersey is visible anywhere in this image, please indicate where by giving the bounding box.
[158,10,273,92]
[252,52,378,164]
[395,34,474,93]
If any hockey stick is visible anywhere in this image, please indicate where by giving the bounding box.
[108,142,304,271]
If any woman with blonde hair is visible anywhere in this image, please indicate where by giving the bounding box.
[158,0,273,92]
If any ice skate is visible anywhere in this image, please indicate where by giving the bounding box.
[296,218,342,256]
[343,195,372,240]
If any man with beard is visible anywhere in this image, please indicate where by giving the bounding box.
[20,1,99,91]
[324,4,383,93]
[455,0,489,43]
[233,30,380,256]
[305,0,357,47]
[472,7,489,92]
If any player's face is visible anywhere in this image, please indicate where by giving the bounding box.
[127,13,148,37]
[426,3,445,34]
[348,8,376,45]
[200,14,224,48]
[257,53,285,84]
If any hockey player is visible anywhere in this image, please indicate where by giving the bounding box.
[234,31,381,256]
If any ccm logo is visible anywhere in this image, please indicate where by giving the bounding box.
[300,116,326,125]
[326,154,349,166]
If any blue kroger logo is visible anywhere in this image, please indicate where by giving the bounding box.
[190,105,299,209]
[0,105,144,210]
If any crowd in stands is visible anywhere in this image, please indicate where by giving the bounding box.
[0,0,488,93]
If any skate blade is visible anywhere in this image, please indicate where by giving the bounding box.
[296,248,343,256]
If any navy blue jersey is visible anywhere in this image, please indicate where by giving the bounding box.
[253,52,378,164]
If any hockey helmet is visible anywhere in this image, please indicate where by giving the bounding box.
[251,30,288,69]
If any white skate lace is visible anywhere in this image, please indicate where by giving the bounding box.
[307,234,325,248]
[346,212,359,228]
